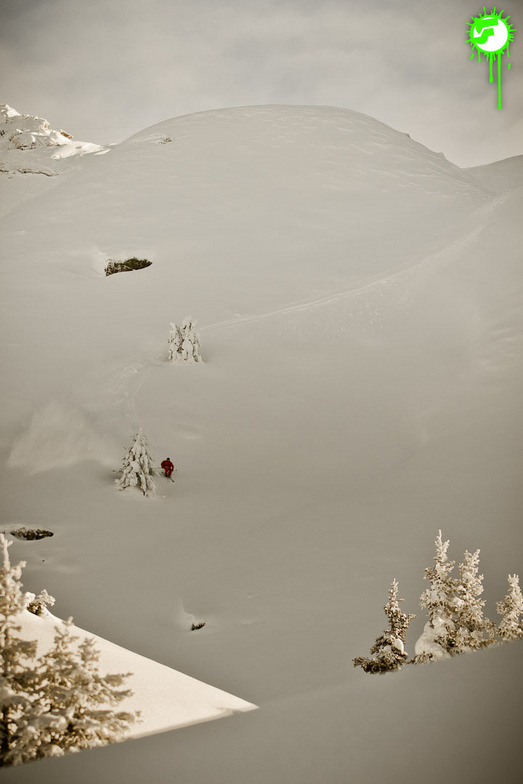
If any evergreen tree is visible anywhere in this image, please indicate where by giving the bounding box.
[116,429,156,496]
[168,322,183,362]
[497,574,523,641]
[31,620,137,756]
[168,317,202,363]
[453,549,495,652]
[0,534,39,766]
[0,535,139,767]
[0,539,64,767]
[5,622,138,766]
[353,579,415,674]
[414,530,458,660]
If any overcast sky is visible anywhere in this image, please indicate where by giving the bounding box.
[2,0,522,167]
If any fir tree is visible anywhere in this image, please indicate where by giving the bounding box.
[0,535,39,766]
[353,579,415,674]
[0,535,139,767]
[414,530,458,661]
[497,574,523,641]
[31,620,137,757]
[116,429,156,496]
[453,549,495,652]
[0,539,64,767]
[168,317,202,363]
[168,322,183,362]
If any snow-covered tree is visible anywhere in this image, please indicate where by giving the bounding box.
[497,574,523,641]
[168,322,183,362]
[116,429,156,496]
[414,533,498,662]
[0,535,139,767]
[29,620,137,757]
[353,579,415,674]
[452,549,495,652]
[168,317,202,363]
[5,621,138,766]
[414,530,459,662]
[0,535,39,766]
[26,590,55,618]
[0,539,64,767]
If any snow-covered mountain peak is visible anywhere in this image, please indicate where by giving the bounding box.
[0,103,108,177]
[1,103,69,152]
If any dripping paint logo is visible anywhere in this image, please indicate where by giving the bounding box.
[467,8,515,109]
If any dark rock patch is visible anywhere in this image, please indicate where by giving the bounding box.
[10,527,54,540]
[105,257,152,276]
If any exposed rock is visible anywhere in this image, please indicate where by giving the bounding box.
[105,257,153,276]
[9,527,54,541]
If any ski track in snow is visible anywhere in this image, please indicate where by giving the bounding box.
[8,193,506,474]
[201,194,506,335]
[78,195,509,415]
[100,193,507,428]
[202,229,476,333]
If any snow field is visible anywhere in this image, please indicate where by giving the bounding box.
[1,105,522,782]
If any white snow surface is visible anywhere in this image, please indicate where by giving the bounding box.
[18,610,255,736]
[1,104,522,782]
[467,155,523,195]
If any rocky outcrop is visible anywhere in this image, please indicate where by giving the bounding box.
[0,104,108,176]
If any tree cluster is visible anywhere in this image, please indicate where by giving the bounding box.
[353,530,523,674]
[0,535,138,767]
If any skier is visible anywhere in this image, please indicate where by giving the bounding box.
[161,457,175,479]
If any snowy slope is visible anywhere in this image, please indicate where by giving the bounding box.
[1,105,522,783]
[0,105,491,446]
[467,154,523,194]
[18,610,255,736]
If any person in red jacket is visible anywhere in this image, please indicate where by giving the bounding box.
[161,457,175,478]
